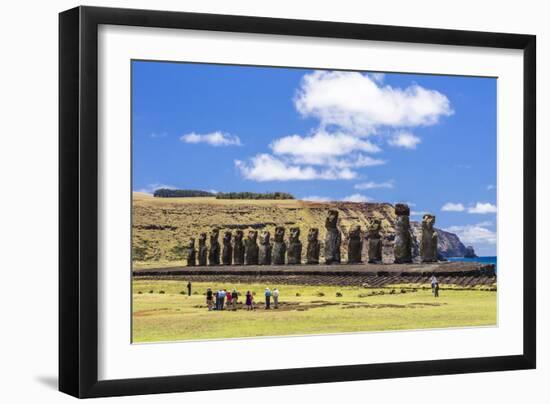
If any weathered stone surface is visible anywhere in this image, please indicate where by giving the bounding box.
[287,227,302,265]
[306,228,321,264]
[244,230,259,265]
[421,214,438,262]
[258,230,272,265]
[366,218,382,264]
[208,229,220,266]
[394,204,412,264]
[186,237,196,267]
[197,233,207,266]
[222,231,233,265]
[347,225,362,264]
[233,230,245,265]
[324,210,341,264]
[272,226,286,265]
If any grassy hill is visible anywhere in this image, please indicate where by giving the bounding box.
[132,192,466,268]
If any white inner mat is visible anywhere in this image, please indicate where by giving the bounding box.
[97,24,524,381]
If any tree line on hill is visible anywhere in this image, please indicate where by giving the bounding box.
[153,189,294,200]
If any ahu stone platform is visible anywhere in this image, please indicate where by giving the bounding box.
[133,261,495,278]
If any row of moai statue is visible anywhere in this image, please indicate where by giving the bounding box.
[185,204,438,266]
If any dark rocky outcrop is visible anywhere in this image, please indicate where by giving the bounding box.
[464,246,478,258]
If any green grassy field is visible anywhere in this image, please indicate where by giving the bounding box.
[132,280,497,343]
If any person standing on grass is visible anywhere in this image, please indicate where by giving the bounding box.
[214,290,220,310]
[264,287,272,309]
[272,288,280,309]
[226,290,233,310]
[206,287,213,311]
[219,289,227,310]
[245,291,253,311]
[431,275,439,298]
[187,281,192,296]
[232,289,239,310]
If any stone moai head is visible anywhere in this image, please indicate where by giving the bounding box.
[235,229,244,242]
[210,228,220,243]
[198,232,207,246]
[308,228,319,242]
[348,225,361,239]
[395,203,410,216]
[367,218,382,235]
[325,210,339,229]
[274,226,285,242]
[289,227,301,242]
[247,230,258,243]
[260,230,270,245]
[422,214,436,230]
[223,231,232,244]
[187,237,195,249]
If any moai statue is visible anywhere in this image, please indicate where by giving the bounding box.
[324,210,341,264]
[244,230,259,265]
[222,231,233,265]
[258,230,272,265]
[287,227,302,265]
[394,204,412,264]
[421,214,438,263]
[366,218,383,264]
[208,228,220,266]
[347,225,362,264]
[186,237,196,267]
[306,228,321,264]
[233,230,245,265]
[272,226,286,265]
[197,232,208,266]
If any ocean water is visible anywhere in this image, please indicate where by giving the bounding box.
[447,256,497,272]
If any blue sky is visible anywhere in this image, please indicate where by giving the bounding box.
[132,60,497,256]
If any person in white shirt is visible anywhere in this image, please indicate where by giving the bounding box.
[430,275,439,297]
[272,288,280,309]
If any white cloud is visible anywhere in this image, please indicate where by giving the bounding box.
[301,195,332,202]
[475,221,493,227]
[487,184,496,190]
[388,132,422,149]
[271,131,380,158]
[468,202,497,214]
[235,154,356,182]
[441,202,465,212]
[342,193,373,203]
[444,224,496,245]
[354,180,394,190]
[180,131,242,146]
[294,70,452,135]
[135,183,176,194]
[411,210,428,217]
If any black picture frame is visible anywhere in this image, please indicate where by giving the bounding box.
[59,5,536,398]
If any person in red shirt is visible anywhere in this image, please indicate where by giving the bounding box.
[226,290,233,310]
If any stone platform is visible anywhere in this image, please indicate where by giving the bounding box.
[133,261,495,278]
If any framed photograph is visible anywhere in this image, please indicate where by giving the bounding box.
[59,6,536,398]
